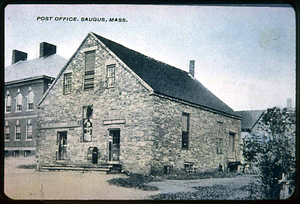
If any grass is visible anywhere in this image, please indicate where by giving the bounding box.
[150,182,264,200]
[107,170,244,192]
[161,170,243,180]
[107,173,162,191]
[17,164,37,169]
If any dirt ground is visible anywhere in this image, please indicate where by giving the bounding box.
[4,157,259,200]
[4,157,158,200]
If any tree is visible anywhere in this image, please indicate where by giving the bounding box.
[242,107,296,199]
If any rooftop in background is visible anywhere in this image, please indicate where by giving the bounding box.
[236,110,265,131]
[5,54,67,83]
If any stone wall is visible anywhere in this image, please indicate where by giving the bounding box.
[150,94,242,174]
[37,34,155,174]
[37,33,242,175]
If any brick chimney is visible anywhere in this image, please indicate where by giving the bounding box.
[12,49,27,64]
[189,60,195,77]
[39,42,56,58]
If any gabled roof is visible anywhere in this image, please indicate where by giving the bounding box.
[5,54,67,82]
[236,110,265,130]
[93,33,239,117]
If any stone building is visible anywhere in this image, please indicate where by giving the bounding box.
[36,32,242,174]
[4,42,67,157]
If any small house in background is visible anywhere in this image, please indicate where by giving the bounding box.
[236,110,265,138]
[36,32,242,175]
[4,42,67,157]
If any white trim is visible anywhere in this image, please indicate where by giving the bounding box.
[5,115,38,120]
[82,45,97,53]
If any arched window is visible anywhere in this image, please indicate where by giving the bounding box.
[5,93,12,113]
[16,90,23,112]
[27,88,34,110]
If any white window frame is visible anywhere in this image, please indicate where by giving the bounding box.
[107,64,116,88]
[5,94,12,114]
[15,125,21,141]
[26,124,33,140]
[15,91,23,112]
[63,73,72,94]
[26,89,34,111]
[4,122,10,141]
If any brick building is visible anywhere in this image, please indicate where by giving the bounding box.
[4,42,67,157]
[36,32,242,174]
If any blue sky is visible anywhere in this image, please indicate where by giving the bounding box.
[5,4,296,111]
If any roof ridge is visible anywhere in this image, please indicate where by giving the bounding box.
[92,32,188,74]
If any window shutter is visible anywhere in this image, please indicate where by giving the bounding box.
[16,120,19,126]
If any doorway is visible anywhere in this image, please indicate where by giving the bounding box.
[57,131,67,160]
[109,129,120,162]
[92,147,98,164]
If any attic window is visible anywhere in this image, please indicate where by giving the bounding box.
[64,73,72,94]
[84,51,95,90]
[107,64,116,87]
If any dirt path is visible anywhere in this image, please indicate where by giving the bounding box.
[147,175,259,194]
[4,157,157,200]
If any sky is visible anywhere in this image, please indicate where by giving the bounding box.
[4,4,296,111]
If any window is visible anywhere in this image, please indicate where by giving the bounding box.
[16,90,22,112]
[217,122,223,153]
[4,121,10,141]
[64,73,72,94]
[13,150,20,157]
[229,132,236,153]
[84,51,95,90]
[5,93,11,113]
[83,106,93,142]
[24,150,31,157]
[15,120,21,140]
[216,138,223,154]
[107,64,116,87]
[182,113,190,149]
[26,124,33,140]
[27,88,34,110]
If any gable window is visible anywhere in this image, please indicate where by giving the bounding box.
[107,64,116,87]
[217,122,223,154]
[83,105,93,142]
[64,73,72,94]
[15,120,21,140]
[4,121,10,141]
[5,93,11,113]
[27,87,34,110]
[16,90,22,112]
[84,51,95,90]
[182,113,190,149]
[26,120,32,140]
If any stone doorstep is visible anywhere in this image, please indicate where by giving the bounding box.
[39,166,111,172]
[40,163,122,173]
